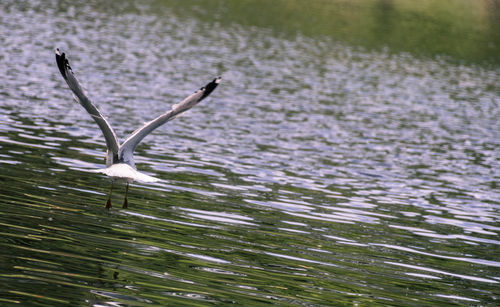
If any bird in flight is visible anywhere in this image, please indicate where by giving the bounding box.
[55,48,221,209]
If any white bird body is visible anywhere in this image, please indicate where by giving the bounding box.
[92,163,159,184]
[55,48,220,209]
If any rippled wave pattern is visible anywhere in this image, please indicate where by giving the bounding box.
[1,0,499,305]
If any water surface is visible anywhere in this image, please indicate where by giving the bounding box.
[1,0,499,305]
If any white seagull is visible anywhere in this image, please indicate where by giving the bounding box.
[55,48,221,209]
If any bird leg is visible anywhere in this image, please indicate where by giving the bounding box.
[105,182,114,210]
[122,182,129,209]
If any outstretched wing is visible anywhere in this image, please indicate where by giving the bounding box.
[118,77,221,166]
[55,49,120,155]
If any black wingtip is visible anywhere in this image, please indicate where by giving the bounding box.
[55,48,70,80]
[200,77,221,101]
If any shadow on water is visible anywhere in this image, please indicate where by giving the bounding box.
[1,0,499,305]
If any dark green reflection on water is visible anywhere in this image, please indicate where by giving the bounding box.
[156,0,500,65]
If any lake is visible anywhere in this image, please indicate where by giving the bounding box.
[1,0,499,305]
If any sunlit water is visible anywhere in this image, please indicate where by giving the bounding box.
[1,0,499,305]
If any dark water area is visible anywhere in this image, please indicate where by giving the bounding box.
[1,0,499,305]
[162,0,500,66]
